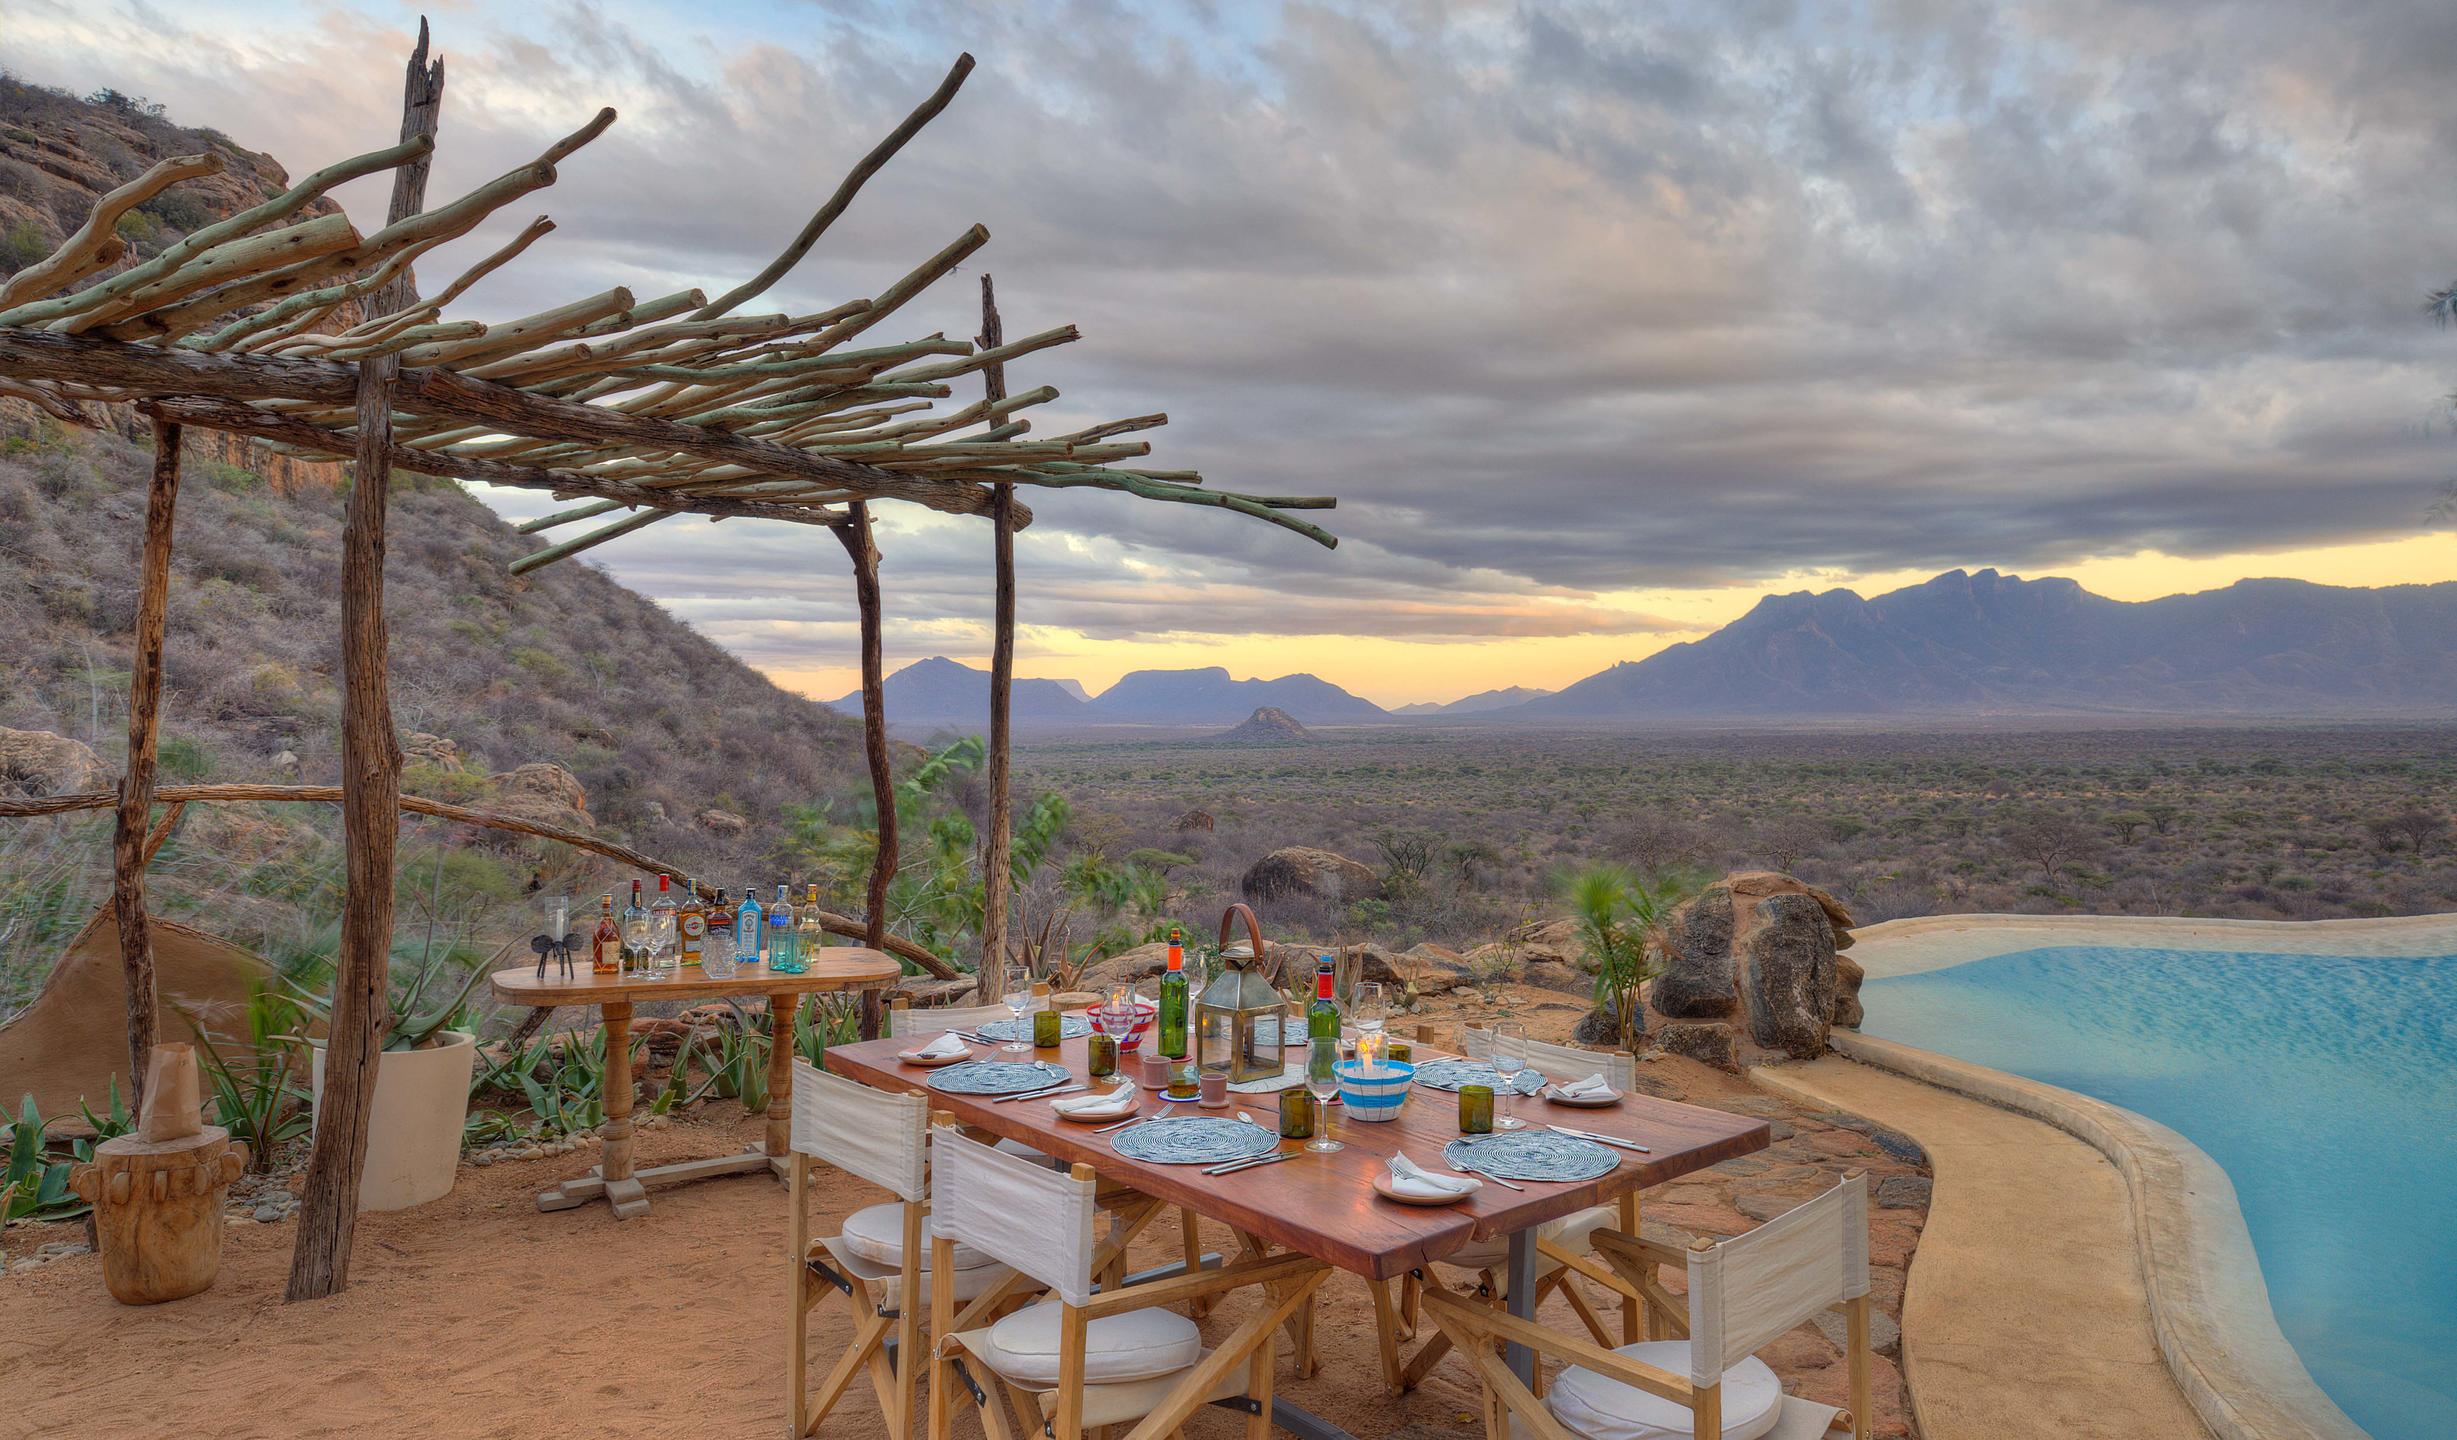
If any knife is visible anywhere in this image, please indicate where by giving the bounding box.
[1204,1149,1298,1177]
[996,1082,1083,1104]
[1545,1123,1650,1153]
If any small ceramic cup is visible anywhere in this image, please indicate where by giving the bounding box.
[1139,1053,1172,1089]
[1198,1071,1229,1107]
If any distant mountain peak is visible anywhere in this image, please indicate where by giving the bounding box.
[1211,707,1313,744]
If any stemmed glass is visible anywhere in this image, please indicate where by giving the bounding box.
[1352,982,1386,1048]
[1001,963,1034,1053]
[1304,1053,1344,1154]
[622,907,653,981]
[1491,1022,1528,1130]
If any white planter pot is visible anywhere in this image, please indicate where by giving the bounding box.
[310,1030,475,1212]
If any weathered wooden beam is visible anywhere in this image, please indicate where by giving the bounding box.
[0,152,221,310]
[979,274,1014,981]
[112,419,182,1112]
[507,508,666,574]
[373,18,446,318]
[837,501,898,1037]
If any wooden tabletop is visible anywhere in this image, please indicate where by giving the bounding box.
[490,950,901,1007]
[826,1035,1768,1280]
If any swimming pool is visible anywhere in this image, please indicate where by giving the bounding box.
[1862,946,2457,1440]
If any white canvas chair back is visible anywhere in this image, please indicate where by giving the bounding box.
[930,1127,1098,1307]
[1685,1172,1869,1385]
[1463,1028,1636,1091]
[790,1059,928,1203]
[889,1001,1019,1039]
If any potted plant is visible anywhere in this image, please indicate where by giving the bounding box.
[300,946,494,1212]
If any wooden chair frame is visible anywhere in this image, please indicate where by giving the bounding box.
[925,1159,1332,1440]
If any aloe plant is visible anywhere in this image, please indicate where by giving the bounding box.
[4,1095,81,1224]
[184,986,312,1172]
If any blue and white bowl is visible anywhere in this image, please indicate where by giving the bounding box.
[1337,1059,1414,1122]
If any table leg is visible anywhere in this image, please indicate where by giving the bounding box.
[1504,1228,1538,1389]
[767,992,799,1163]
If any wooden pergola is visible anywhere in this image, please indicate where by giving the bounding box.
[0,27,1336,1299]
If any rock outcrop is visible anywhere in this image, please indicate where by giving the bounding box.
[1646,871,1859,1066]
[1240,846,1380,906]
[1171,809,1216,833]
[485,762,593,831]
[1211,706,1313,745]
[0,727,104,796]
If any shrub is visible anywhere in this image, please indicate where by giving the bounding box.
[157,735,214,780]
[0,217,50,276]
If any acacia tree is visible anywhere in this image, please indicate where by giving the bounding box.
[2002,808,2099,881]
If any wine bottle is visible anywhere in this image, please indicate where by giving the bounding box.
[1306,955,1339,1086]
[1157,925,1189,1059]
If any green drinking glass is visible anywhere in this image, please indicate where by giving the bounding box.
[1459,1084,1495,1135]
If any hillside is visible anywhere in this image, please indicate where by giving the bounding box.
[1086,666,1386,724]
[1513,568,2457,719]
[1394,685,1554,716]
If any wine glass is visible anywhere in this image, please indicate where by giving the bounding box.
[1304,1039,1344,1153]
[1001,963,1033,1053]
[1352,982,1386,1043]
[622,910,653,980]
[1491,1022,1528,1129]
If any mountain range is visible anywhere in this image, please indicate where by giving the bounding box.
[831,570,2457,730]
[1506,569,2457,719]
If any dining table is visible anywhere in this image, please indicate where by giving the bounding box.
[491,949,900,1219]
[825,1028,1770,1438]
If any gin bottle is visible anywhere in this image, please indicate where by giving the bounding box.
[767,883,804,975]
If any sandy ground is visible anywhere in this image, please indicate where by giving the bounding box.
[0,1019,1924,1438]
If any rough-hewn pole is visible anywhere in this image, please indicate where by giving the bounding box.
[288,21,437,1303]
[837,502,897,1037]
[110,418,181,1110]
[978,274,1015,983]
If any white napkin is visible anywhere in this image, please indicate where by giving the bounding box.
[1386,1152,1478,1199]
[1051,1086,1137,1117]
[1552,1073,1616,1100]
[902,1032,971,1061]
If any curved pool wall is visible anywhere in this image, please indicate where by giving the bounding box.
[1848,914,2457,1440]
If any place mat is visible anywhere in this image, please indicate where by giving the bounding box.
[971,1013,1094,1042]
[923,1060,1073,1095]
[1412,1059,1546,1096]
[1443,1131,1620,1182]
[1110,1116,1281,1166]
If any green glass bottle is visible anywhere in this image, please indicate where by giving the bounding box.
[1306,955,1339,1086]
[1157,926,1189,1060]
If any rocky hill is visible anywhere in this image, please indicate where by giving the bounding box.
[1085,666,1386,725]
[1209,706,1312,744]
[827,655,1091,728]
[1512,568,2457,719]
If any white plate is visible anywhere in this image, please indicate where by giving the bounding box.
[1052,1087,1139,1123]
[1373,1170,1479,1206]
[1541,1087,1621,1108]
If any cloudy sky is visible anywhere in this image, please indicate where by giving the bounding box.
[12,0,2457,704]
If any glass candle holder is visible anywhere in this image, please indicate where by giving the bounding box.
[1459,1084,1495,1135]
[1087,1032,1119,1079]
[1032,1009,1062,1048]
[1278,1086,1315,1139]
[1387,1039,1413,1064]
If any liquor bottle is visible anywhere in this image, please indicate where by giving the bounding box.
[676,877,706,967]
[1306,956,1339,1087]
[708,888,734,941]
[704,887,735,971]
[1157,926,1189,1060]
[737,884,765,963]
[620,879,649,976]
[797,883,826,958]
[649,874,679,975]
[590,895,621,976]
[767,883,804,974]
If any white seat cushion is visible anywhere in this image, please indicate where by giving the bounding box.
[1439,1203,1617,1275]
[976,1298,1203,1386]
[1545,1340,1783,1440]
[839,1201,996,1271]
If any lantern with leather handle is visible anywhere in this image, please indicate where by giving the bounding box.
[1194,903,1287,1083]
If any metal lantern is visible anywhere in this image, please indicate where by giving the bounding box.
[1195,903,1287,1083]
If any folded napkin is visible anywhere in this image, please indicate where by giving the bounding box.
[1551,1073,1616,1100]
[1051,1086,1137,1117]
[1386,1152,1478,1200]
[902,1032,971,1060]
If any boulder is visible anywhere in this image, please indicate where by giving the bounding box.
[1651,885,1738,1018]
[1654,1020,1740,1072]
[1240,847,1381,906]
[1722,870,1857,932]
[486,762,593,831]
[1571,1009,1625,1048]
[1505,916,1585,970]
[1833,953,1866,1029]
[1742,893,1837,1059]
[696,808,750,837]
[402,732,462,771]
[0,727,104,796]
[1522,959,1591,996]
[1172,809,1216,833]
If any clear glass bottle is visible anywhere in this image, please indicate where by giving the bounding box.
[620,879,650,978]
[796,883,826,961]
[767,883,804,975]
[648,874,679,978]
[737,884,765,964]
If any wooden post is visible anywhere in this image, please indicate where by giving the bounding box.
[111,418,181,1111]
[286,23,434,1301]
[836,502,897,1038]
[978,273,1015,984]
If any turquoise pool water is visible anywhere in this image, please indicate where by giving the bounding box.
[1862,947,2457,1440]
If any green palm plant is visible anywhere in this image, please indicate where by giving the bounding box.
[1560,864,1698,1049]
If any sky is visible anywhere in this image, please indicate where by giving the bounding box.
[10,0,2457,706]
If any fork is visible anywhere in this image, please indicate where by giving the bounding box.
[1446,1149,1525,1191]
